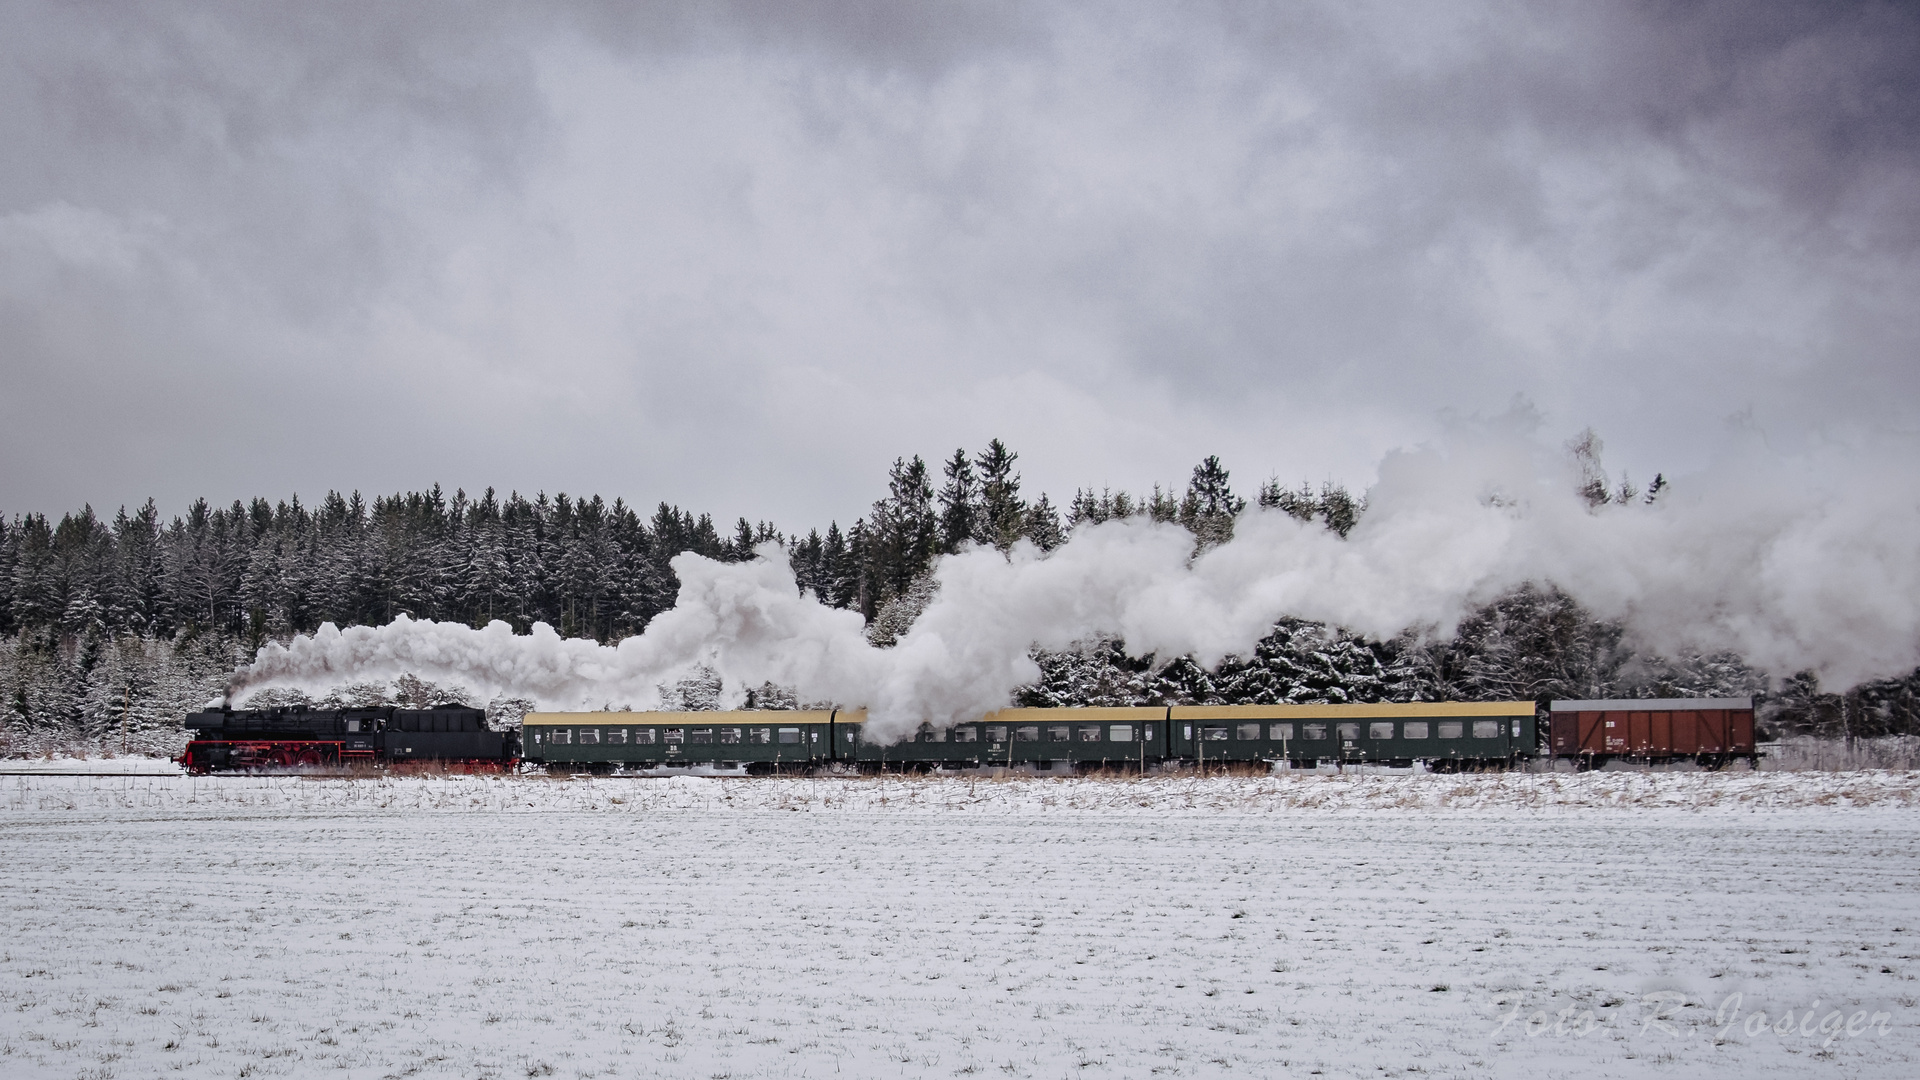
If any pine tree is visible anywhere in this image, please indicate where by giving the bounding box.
[729,517,757,561]
[9,514,58,630]
[1316,483,1361,538]
[975,439,1027,550]
[1024,494,1065,551]
[1177,456,1245,548]
[0,514,16,637]
[937,448,981,554]
[1145,485,1179,523]
[821,521,856,609]
[864,456,940,606]
[790,529,827,600]
[1067,489,1107,529]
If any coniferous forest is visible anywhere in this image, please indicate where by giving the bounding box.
[3,439,1916,756]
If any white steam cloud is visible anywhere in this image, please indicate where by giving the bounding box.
[231,417,1920,741]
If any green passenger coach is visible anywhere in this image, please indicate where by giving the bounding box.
[524,710,833,774]
[835,707,1171,773]
[1169,701,1538,770]
[521,700,1541,774]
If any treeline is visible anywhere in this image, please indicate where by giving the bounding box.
[3,439,1917,754]
[0,438,1331,647]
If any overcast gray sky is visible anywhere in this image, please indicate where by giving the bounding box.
[3,0,1915,529]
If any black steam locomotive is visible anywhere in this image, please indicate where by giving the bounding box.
[178,704,517,773]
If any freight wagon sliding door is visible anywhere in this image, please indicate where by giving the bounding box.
[1625,711,1653,755]
[1670,710,1699,754]
[1699,710,1727,754]
[1729,709,1754,754]
[1587,711,1616,755]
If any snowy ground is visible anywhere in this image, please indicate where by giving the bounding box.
[3,774,1918,1079]
[0,758,185,776]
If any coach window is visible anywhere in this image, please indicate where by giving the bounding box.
[1078,725,1102,742]
[777,728,802,744]
[1015,726,1040,742]
[1302,724,1327,741]
[1269,723,1294,741]
[717,728,740,745]
[953,726,979,743]
[986,725,1009,743]
[1049,726,1071,743]
[1472,720,1500,739]
[691,729,714,745]
[579,729,601,745]
[607,728,628,745]
[664,728,685,744]
[1143,725,1155,741]
[1437,721,1463,739]
[1201,726,1229,741]
[750,728,771,745]
[1368,722,1393,740]
[1110,724,1137,742]
[1236,723,1261,741]
[552,729,572,745]
[1336,723,1361,741]
[634,728,657,745]
[1402,722,1429,739]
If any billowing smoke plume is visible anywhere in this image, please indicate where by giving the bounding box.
[230,417,1920,741]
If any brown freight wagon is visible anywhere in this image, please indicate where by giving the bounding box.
[1549,698,1758,770]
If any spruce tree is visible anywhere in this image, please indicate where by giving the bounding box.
[1177,456,1245,548]
[1024,494,1065,551]
[938,448,981,554]
[975,439,1027,550]
[865,456,940,605]
[822,521,856,609]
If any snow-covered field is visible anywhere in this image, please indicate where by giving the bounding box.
[0,757,185,776]
[3,774,1918,1079]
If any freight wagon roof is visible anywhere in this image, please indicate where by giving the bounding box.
[1549,698,1752,712]
[522,710,837,726]
[1172,701,1535,719]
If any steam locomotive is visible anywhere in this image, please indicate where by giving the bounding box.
[178,704,517,773]
[177,697,1755,775]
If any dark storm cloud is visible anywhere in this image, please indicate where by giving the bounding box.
[2,1,1916,527]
